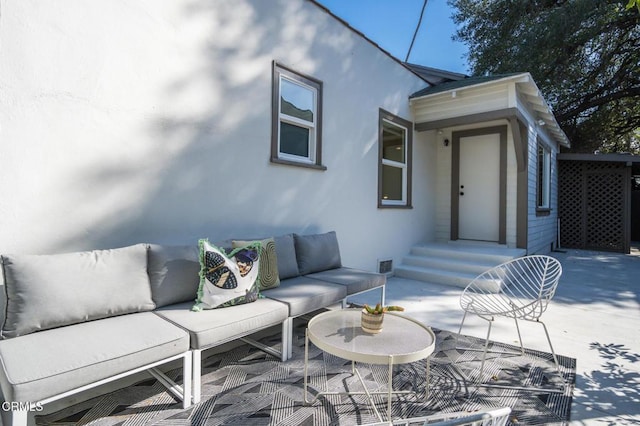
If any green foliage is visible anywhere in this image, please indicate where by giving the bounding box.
[449,0,640,153]
[363,303,405,315]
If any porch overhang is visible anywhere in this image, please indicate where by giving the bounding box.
[409,73,570,149]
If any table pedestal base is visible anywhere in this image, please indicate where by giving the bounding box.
[303,329,430,423]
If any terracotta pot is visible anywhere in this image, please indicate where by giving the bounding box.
[361,309,384,334]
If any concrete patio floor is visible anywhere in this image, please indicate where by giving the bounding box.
[350,246,640,425]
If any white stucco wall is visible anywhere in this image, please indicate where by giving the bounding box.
[0,0,436,270]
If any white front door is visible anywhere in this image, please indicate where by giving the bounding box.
[458,133,500,242]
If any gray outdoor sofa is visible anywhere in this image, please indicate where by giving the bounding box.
[0,231,385,424]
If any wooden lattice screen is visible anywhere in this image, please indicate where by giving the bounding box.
[559,160,630,253]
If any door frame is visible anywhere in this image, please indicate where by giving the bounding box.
[451,126,508,244]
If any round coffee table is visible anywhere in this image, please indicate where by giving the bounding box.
[303,309,436,423]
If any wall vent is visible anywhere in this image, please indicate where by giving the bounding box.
[377,258,394,276]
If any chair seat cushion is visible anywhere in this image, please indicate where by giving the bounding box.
[262,276,347,317]
[155,299,289,349]
[0,312,189,403]
[306,267,386,295]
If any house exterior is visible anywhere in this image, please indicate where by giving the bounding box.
[409,74,570,254]
[0,0,568,272]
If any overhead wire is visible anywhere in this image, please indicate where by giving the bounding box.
[405,0,429,62]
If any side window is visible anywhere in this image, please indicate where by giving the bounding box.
[378,109,412,208]
[537,142,551,211]
[271,62,325,170]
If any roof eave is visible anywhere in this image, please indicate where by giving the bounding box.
[409,73,531,102]
[410,73,571,148]
[519,77,570,148]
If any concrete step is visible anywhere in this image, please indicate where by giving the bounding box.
[401,254,495,276]
[409,242,526,264]
[394,264,477,288]
[394,242,526,289]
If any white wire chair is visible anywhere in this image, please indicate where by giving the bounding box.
[360,407,512,426]
[458,255,563,379]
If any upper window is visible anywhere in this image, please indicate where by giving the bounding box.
[537,142,551,210]
[378,110,412,208]
[271,62,324,170]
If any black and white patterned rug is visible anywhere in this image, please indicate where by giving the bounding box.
[37,317,575,426]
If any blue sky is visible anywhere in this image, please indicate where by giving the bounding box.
[317,0,470,75]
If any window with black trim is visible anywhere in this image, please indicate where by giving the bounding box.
[537,142,551,211]
[378,109,412,208]
[271,62,324,169]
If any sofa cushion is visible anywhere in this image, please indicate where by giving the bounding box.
[274,234,299,279]
[0,244,154,339]
[193,240,260,310]
[294,231,342,275]
[147,244,200,308]
[155,299,289,349]
[232,238,280,290]
[0,312,189,402]
[262,276,346,317]
[306,267,386,295]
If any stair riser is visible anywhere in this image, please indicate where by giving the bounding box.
[394,267,473,288]
[396,243,526,288]
[402,256,491,276]
[409,246,515,265]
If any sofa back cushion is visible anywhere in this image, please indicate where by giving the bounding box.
[0,244,154,339]
[274,234,300,280]
[147,244,200,308]
[294,231,342,275]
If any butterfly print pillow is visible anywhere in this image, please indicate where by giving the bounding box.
[193,239,260,310]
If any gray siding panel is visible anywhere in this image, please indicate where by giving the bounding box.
[526,130,559,254]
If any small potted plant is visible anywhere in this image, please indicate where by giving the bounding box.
[361,303,404,334]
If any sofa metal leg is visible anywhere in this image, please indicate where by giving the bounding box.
[182,352,192,409]
[10,409,28,426]
[281,319,289,361]
[286,317,294,360]
[238,318,293,362]
[148,357,191,408]
[193,349,202,404]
